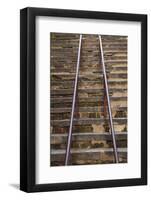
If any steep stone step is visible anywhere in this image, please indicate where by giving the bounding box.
[51,100,127,109]
[50,148,127,165]
[51,122,127,134]
[51,108,127,120]
[51,72,126,76]
[51,88,127,96]
[51,106,127,113]
[102,43,127,47]
[82,40,127,44]
[51,68,98,73]
[50,88,127,99]
[104,52,127,57]
[51,96,127,104]
[104,63,127,68]
[51,97,127,103]
[101,35,127,40]
[51,140,126,150]
[51,80,127,90]
[52,52,127,58]
[51,117,127,126]
[51,132,127,149]
[51,147,127,154]
[51,72,127,78]
[103,56,127,61]
[82,43,127,48]
[51,100,127,108]
[103,49,127,53]
[51,132,127,142]
[51,97,127,108]
[104,60,127,64]
[51,63,127,72]
[65,46,127,51]
[51,49,127,56]
[79,60,127,66]
[51,67,127,73]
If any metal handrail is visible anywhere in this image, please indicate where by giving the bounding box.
[98,35,119,163]
[65,34,82,165]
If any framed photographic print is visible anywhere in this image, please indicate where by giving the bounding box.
[20,7,147,192]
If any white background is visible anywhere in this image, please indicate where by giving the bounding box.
[0,0,150,199]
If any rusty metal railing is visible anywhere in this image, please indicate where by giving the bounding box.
[65,34,82,165]
[98,35,119,163]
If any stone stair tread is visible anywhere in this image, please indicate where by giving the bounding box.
[51,131,127,136]
[54,55,127,59]
[51,96,127,103]
[103,49,127,53]
[82,46,126,48]
[102,43,127,45]
[51,79,127,84]
[51,68,126,71]
[51,88,127,94]
[51,132,127,142]
[51,147,127,155]
[51,73,103,76]
[51,73,127,78]
[51,86,127,91]
[104,60,127,63]
[51,106,127,113]
[51,72,99,76]
[80,60,127,64]
[51,118,127,126]
[51,73,127,79]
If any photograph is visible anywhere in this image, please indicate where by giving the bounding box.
[20,7,147,192]
[50,33,128,166]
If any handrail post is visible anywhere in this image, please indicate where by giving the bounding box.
[98,35,119,163]
[65,34,82,165]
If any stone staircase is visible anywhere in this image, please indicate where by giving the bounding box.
[50,33,127,166]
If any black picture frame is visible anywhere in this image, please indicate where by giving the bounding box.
[20,7,147,192]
